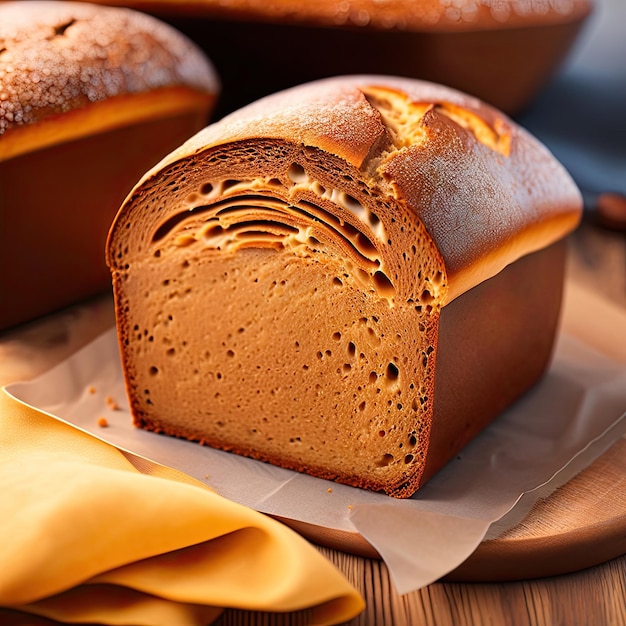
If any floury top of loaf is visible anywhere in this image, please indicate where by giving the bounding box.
[0,1,219,161]
[107,76,582,498]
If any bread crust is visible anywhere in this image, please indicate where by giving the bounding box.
[112,75,581,302]
[0,0,219,140]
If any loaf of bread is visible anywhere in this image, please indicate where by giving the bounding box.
[75,0,592,116]
[0,0,219,330]
[107,76,582,498]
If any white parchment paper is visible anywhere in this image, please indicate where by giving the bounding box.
[6,327,626,595]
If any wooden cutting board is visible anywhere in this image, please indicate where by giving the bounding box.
[448,434,626,581]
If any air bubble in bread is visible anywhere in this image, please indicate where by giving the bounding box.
[107,76,582,497]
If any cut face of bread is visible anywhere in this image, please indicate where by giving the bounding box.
[112,143,444,496]
[107,76,582,497]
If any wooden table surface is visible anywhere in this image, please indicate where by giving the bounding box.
[1,217,624,626]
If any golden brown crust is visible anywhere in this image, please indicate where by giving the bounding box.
[116,75,582,302]
[75,0,593,32]
[0,0,219,137]
[0,86,216,162]
[421,239,567,488]
[0,104,214,330]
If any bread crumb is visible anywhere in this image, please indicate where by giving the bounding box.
[327,487,333,493]
[348,505,353,510]
[204,473,210,479]
[97,417,109,428]
[105,396,120,411]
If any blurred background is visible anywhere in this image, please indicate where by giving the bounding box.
[518,0,626,212]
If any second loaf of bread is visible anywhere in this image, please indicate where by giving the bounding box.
[0,0,219,329]
[107,76,582,498]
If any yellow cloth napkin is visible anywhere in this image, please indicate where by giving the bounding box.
[0,388,365,625]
